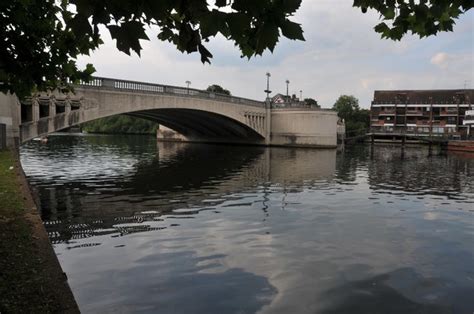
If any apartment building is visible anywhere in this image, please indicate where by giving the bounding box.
[370,89,473,137]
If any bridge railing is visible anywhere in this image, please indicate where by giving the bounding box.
[76,77,265,108]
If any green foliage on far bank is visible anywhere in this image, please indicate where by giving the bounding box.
[332,95,370,137]
[82,115,158,135]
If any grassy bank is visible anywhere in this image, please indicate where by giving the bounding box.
[0,150,78,313]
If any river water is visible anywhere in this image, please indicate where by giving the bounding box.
[20,134,474,314]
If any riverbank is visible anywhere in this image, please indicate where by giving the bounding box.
[0,149,79,313]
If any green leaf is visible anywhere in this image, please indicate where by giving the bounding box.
[374,22,390,37]
[108,21,149,56]
[280,19,305,41]
[255,21,280,54]
[383,7,396,19]
[277,0,302,14]
[198,44,213,63]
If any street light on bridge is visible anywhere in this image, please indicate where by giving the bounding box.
[185,80,191,94]
[286,79,290,98]
[264,72,272,100]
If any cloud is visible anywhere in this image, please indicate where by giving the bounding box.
[77,4,474,108]
[430,52,449,68]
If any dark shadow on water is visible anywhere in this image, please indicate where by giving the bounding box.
[320,267,474,314]
[78,250,277,314]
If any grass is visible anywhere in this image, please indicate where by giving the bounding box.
[0,150,25,213]
[0,149,77,313]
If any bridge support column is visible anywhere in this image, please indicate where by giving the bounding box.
[65,98,71,115]
[49,98,56,117]
[32,97,40,122]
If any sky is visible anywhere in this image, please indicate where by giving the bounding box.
[77,1,474,108]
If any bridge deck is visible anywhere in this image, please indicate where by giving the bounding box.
[78,77,265,108]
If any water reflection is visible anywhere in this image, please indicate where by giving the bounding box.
[23,137,336,243]
[320,267,474,314]
[20,136,474,314]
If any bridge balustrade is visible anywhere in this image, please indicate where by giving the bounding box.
[76,77,264,108]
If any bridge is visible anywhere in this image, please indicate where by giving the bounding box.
[0,77,338,148]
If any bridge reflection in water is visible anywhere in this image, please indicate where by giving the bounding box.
[19,136,474,314]
[22,136,336,243]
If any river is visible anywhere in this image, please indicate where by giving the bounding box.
[20,134,474,314]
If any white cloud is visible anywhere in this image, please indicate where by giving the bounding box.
[77,3,474,108]
[430,52,449,68]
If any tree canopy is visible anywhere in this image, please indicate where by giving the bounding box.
[1,0,472,98]
[304,98,319,108]
[355,0,472,40]
[206,84,231,95]
[333,95,360,121]
[332,95,370,136]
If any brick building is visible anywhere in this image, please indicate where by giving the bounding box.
[370,89,473,137]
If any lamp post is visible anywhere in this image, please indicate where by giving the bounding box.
[300,90,302,101]
[264,72,272,145]
[264,73,272,100]
[286,79,290,98]
[185,80,191,94]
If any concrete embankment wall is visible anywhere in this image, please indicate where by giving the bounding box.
[270,109,338,148]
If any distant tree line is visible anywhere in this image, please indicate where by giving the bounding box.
[82,115,158,134]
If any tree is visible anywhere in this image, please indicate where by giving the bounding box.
[206,84,231,95]
[355,0,473,40]
[1,1,472,98]
[1,0,305,98]
[304,98,319,108]
[333,95,360,121]
[332,95,369,136]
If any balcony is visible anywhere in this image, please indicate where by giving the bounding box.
[378,109,396,115]
[416,120,431,126]
[439,110,458,116]
[405,110,423,116]
[371,120,385,126]
[432,120,447,127]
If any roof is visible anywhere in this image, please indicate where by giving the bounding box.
[373,89,474,104]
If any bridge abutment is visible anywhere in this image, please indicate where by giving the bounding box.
[0,92,21,148]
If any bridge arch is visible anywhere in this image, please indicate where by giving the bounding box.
[18,77,268,144]
[128,109,264,140]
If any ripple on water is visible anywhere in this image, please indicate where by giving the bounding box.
[20,136,474,314]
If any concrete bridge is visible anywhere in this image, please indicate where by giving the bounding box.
[0,77,338,148]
